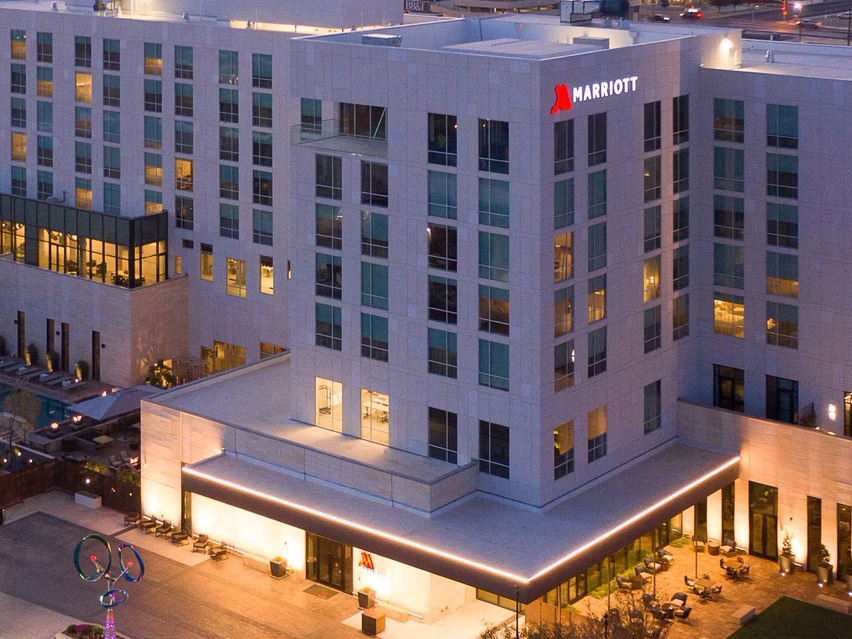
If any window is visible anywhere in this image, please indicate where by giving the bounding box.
[479,118,509,174]
[316,304,342,351]
[428,329,457,378]
[479,232,509,282]
[37,135,52,167]
[144,79,162,112]
[103,74,120,107]
[301,98,321,133]
[37,170,53,200]
[200,244,213,280]
[37,32,52,63]
[643,256,661,301]
[554,286,574,336]
[175,121,193,155]
[644,381,662,434]
[144,153,162,186]
[252,53,272,88]
[767,301,798,349]
[253,210,273,246]
[644,205,661,252]
[587,274,606,323]
[644,101,661,152]
[102,182,119,215]
[253,131,272,167]
[475,178,510,228]
[479,285,509,335]
[144,42,162,75]
[339,103,387,140]
[103,111,120,143]
[102,38,119,71]
[226,258,246,297]
[554,340,575,391]
[714,147,745,192]
[673,148,689,194]
[261,343,284,359]
[673,197,689,242]
[479,421,509,479]
[253,170,272,206]
[588,223,607,272]
[11,132,26,163]
[73,72,91,103]
[429,171,458,220]
[714,98,744,142]
[588,112,607,166]
[37,67,52,97]
[767,104,797,149]
[644,305,662,353]
[714,244,744,289]
[175,83,193,117]
[252,92,272,127]
[553,421,574,479]
[315,377,342,431]
[219,50,239,84]
[428,224,458,271]
[315,204,341,250]
[554,232,573,282]
[361,262,388,310]
[11,166,26,196]
[219,127,238,162]
[588,327,607,377]
[766,375,798,423]
[316,254,342,299]
[428,113,457,166]
[75,178,92,210]
[174,45,193,79]
[673,94,689,144]
[643,156,661,202]
[587,406,607,463]
[75,36,91,68]
[479,339,509,390]
[144,116,162,150]
[11,63,26,94]
[175,158,193,191]
[219,165,239,200]
[219,88,239,123]
[766,252,798,297]
[714,195,744,240]
[362,211,389,258]
[714,292,745,338]
[673,294,689,340]
[554,179,574,229]
[144,189,162,214]
[175,196,193,230]
[316,155,342,199]
[360,314,388,362]
[361,162,388,207]
[554,119,574,174]
[673,245,689,291]
[219,203,239,239]
[429,276,457,324]
[37,101,52,133]
[360,390,389,446]
[75,141,92,174]
[588,170,607,218]
[767,153,798,199]
[11,97,26,128]
[767,203,798,249]
[75,107,92,138]
[714,365,744,412]
[428,408,458,464]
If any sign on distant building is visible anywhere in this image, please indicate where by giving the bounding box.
[404,0,431,12]
[551,76,639,114]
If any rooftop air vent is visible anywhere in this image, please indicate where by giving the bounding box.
[362,34,401,47]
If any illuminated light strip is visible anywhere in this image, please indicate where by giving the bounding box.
[183,455,739,585]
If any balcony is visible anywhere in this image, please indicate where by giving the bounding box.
[290,120,388,158]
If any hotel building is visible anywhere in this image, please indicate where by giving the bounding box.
[1,0,852,624]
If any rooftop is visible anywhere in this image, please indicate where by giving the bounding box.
[739,38,852,81]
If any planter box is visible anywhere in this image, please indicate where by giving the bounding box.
[358,587,376,609]
[361,609,385,636]
[269,558,288,579]
[75,491,101,509]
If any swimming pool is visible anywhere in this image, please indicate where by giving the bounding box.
[0,383,69,429]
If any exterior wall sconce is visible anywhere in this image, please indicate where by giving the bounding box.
[828,404,837,420]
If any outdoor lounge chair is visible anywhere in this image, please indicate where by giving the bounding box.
[108,455,124,471]
[684,574,695,587]
[644,555,663,573]
[634,564,653,583]
[710,584,723,596]
[192,534,209,553]
[669,592,687,608]
[209,543,228,560]
[140,518,158,534]
[674,606,692,622]
[720,539,738,556]
[616,575,632,591]
[123,511,141,526]
[657,547,674,563]
[155,520,173,537]
[171,530,190,546]
[642,593,659,610]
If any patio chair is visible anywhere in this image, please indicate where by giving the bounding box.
[669,592,688,608]
[710,584,723,596]
[140,518,158,534]
[651,607,673,621]
[642,593,659,610]
[737,564,750,578]
[616,575,632,591]
[684,574,695,588]
[123,511,141,526]
[692,584,709,599]
[108,455,124,471]
[628,609,644,624]
[657,547,674,564]
[720,539,737,556]
[644,555,663,574]
[192,534,209,553]
[171,530,190,546]
[155,520,173,537]
[674,606,692,622]
[646,628,662,639]
[209,543,229,561]
[634,564,653,584]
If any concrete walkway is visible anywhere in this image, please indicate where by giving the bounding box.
[0,591,81,639]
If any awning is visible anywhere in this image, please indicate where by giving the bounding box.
[69,384,159,421]
[183,441,738,602]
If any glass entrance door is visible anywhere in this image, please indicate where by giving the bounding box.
[306,533,352,592]
[807,496,822,572]
[749,482,779,559]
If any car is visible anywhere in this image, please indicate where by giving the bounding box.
[838,11,852,18]
[651,14,671,22]
[796,18,819,27]
[681,8,703,19]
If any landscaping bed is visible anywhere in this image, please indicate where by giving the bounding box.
[728,596,852,639]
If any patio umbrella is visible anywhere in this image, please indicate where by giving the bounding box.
[67,384,160,421]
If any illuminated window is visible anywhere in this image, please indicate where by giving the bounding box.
[175,158,193,192]
[714,293,745,338]
[143,42,162,75]
[174,255,182,276]
[200,244,213,281]
[587,405,607,463]
[554,286,573,336]
[75,73,92,103]
[315,377,342,432]
[260,343,284,359]
[428,407,457,464]
[554,340,574,392]
[259,256,273,295]
[766,252,798,297]
[361,389,389,446]
[553,421,574,479]
[226,257,246,297]
[219,50,239,85]
[144,153,162,186]
[144,189,162,214]
[11,29,26,60]
[766,301,798,349]
[479,285,509,336]
[643,256,661,302]
[554,232,573,282]
[37,67,52,97]
[587,274,606,324]
[75,177,92,210]
[11,132,26,163]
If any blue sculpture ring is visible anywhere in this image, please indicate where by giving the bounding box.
[118,543,145,583]
[73,534,112,581]
[99,589,128,608]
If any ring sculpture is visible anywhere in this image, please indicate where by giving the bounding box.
[73,534,145,639]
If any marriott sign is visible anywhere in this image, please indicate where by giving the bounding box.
[551,76,639,114]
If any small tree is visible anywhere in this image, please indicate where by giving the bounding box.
[145,359,176,389]
[0,390,42,470]
[24,342,39,366]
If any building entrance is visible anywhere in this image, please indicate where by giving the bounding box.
[749,482,778,560]
[306,532,352,592]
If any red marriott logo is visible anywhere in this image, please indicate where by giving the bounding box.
[551,76,639,114]
[358,552,376,570]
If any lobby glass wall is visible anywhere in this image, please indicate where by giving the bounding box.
[0,195,167,288]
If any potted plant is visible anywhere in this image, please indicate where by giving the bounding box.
[46,351,59,372]
[75,360,89,380]
[779,531,794,574]
[816,544,832,585]
[269,555,288,579]
[842,549,852,593]
[24,342,38,366]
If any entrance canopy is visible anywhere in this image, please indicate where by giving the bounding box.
[183,441,738,602]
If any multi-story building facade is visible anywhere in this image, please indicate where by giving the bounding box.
[2,0,852,627]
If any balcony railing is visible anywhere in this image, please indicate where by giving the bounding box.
[290,119,387,158]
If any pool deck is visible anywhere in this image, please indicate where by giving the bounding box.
[0,356,112,404]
